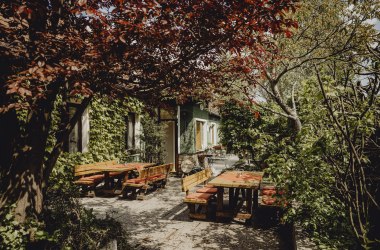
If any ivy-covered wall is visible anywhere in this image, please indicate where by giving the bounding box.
[52,96,143,179]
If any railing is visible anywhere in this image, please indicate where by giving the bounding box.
[125,153,140,162]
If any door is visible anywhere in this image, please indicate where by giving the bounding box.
[163,121,175,166]
[196,120,204,151]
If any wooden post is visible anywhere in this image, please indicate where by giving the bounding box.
[217,187,224,213]
[246,189,253,214]
[253,189,259,209]
[233,188,240,207]
[229,187,234,209]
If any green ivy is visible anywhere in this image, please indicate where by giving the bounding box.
[140,114,166,164]
[45,95,143,249]
[53,95,143,168]
[0,205,52,250]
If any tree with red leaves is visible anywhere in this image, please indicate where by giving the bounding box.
[0,0,297,222]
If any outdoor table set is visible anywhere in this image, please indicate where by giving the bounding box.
[88,162,156,194]
[100,162,156,191]
[208,171,264,221]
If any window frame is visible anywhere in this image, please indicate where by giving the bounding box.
[194,118,207,151]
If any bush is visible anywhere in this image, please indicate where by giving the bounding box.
[44,192,130,249]
[42,153,131,249]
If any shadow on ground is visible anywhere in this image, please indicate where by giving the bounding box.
[81,176,313,250]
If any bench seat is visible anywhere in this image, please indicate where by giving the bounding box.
[121,164,172,199]
[74,174,105,185]
[260,185,288,207]
[262,189,277,196]
[184,193,213,204]
[125,178,146,184]
[109,171,125,177]
[73,160,118,197]
[148,173,166,181]
[196,187,218,194]
[181,168,214,220]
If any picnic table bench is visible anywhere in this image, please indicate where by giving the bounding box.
[74,160,118,197]
[259,182,288,207]
[182,168,217,220]
[122,163,173,199]
[208,171,264,222]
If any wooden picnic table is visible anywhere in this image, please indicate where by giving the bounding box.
[98,162,156,192]
[208,171,264,221]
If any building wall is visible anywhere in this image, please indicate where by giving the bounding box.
[179,102,220,155]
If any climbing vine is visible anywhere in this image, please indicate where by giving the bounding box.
[53,96,143,170]
[45,96,142,249]
[140,113,166,164]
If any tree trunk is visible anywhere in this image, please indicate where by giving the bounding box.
[0,83,59,222]
[0,112,52,221]
[0,111,20,178]
[1,156,45,222]
[270,80,302,134]
[289,112,302,134]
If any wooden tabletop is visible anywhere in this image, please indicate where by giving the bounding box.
[208,171,264,189]
[97,162,155,172]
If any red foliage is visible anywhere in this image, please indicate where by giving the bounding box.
[0,0,298,112]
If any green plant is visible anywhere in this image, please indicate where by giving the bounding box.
[140,113,166,164]
[0,96,142,249]
[41,123,135,249]
[219,99,359,248]
[44,186,131,249]
[220,101,290,163]
[0,205,29,250]
[0,205,52,250]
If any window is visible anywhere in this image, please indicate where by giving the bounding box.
[68,107,89,153]
[209,123,216,145]
[125,113,136,149]
[125,112,141,151]
[195,120,206,151]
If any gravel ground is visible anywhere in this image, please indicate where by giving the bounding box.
[80,175,316,250]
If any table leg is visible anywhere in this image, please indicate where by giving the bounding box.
[233,188,240,207]
[104,172,110,189]
[241,189,246,199]
[115,172,125,189]
[228,188,234,209]
[253,189,259,209]
[246,189,253,214]
[217,187,224,213]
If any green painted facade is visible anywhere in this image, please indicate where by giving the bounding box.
[179,102,220,154]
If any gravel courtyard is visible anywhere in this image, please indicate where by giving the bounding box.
[80,176,315,250]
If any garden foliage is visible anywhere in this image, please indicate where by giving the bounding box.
[219,75,380,248]
[1,96,143,249]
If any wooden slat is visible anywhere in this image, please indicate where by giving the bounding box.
[183,197,210,204]
[122,163,172,187]
[74,180,95,185]
[183,169,211,183]
[181,168,213,192]
[74,160,118,176]
[208,171,263,189]
[124,183,147,188]
[183,176,208,192]
[189,213,207,220]
[235,213,252,220]
[147,164,172,177]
